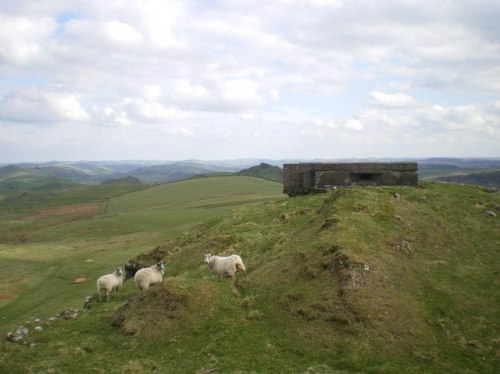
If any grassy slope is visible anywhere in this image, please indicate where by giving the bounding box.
[0,177,283,332]
[238,162,283,182]
[419,165,500,187]
[0,181,498,373]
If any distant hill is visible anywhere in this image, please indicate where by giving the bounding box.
[0,160,241,185]
[238,162,283,182]
[432,170,500,188]
[0,165,26,178]
[2,158,500,187]
[101,176,143,185]
[0,165,77,198]
[419,157,500,168]
[124,161,239,184]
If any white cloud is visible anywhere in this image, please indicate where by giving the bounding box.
[344,119,364,131]
[0,0,499,161]
[0,14,55,65]
[105,20,144,44]
[0,88,88,123]
[131,99,192,123]
[45,92,89,121]
[221,79,264,109]
[138,0,182,48]
[269,88,280,100]
[370,91,419,108]
[172,80,210,103]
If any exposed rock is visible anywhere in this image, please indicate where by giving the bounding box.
[397,239,412,256]
[83,295,94,309]
[57,309,79,320]
[6,331,22,342]
[17,325,29,336]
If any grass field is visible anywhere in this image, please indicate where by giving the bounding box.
[0,176,284,333]
[0,177,498,373]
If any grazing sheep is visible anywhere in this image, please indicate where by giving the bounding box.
[204,253,246,279]
[134,262,165,291]
[96,267,125,301]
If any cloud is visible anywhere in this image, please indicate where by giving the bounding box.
[0,87,89,123]
[370,91,419,108]
[46,91,89,121]
[344,119,364,131]
[0,14,56,65]
[0,0,499,161]
[105,20,144,44]
[221,79,264,109]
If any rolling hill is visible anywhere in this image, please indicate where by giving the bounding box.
[3,157,500,188]
[121,160,239,184]
[0,161,241,186]
[238,162,283,182]
[418,158,500,187]
[0,177,498,373]
[0,165,78,200]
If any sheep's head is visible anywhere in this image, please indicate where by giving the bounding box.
[204,253,214,265]
[156,262,165,271]
[115,267,125,278]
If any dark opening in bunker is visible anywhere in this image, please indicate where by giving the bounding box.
[350,173,382,184]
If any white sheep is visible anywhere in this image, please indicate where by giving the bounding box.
[204,253,246,279]
[96,267,125,301]
[134,262,165,291]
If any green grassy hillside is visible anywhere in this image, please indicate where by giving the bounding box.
[0,180,498,373]
[418,161,500,188]
[126,161,239,184]
[0,176,283,333]
[0,165,78,200]
[238,162,283,182]
[429,170,500,188]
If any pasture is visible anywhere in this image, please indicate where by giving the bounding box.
[0,176,284,332]
[0,177,498,373]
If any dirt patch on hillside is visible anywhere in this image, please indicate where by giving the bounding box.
[28,202,106,219]
[72,273,91,284]
[0,276,26,301]
[111,284,188,336]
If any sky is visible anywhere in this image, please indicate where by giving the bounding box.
[0,0,499,163]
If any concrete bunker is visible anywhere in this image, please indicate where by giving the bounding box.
[283,162,418,196]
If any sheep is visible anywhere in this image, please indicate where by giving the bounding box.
[134,262,165,291]
[124,262,146,282]
[96,267,125,301]
[204,253,246,279]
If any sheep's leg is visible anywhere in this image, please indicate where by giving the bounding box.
[106,291,110,302]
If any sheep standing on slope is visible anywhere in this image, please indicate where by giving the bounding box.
[134,262,165,291]
[204,253,246,279]
[97,267,125,301]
